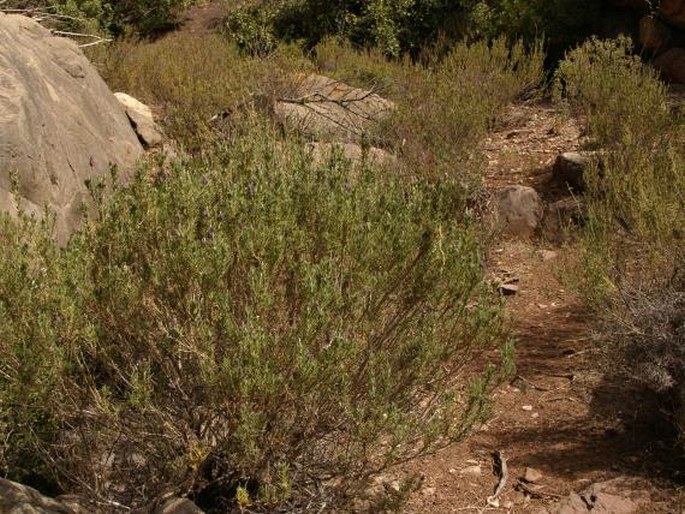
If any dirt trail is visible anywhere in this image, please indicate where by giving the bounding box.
[179,0,226,36]
[399,102,685,513]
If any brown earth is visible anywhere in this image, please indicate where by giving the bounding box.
[179,0,226,36]
[395,100,685,513]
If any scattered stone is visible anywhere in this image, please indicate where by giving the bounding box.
[552,151,599,191]
[536,477,650,514]
[0,14,143,244]
[306,142,396,167]
[274,74,394,141]
[115,92,164,148]
[0,478,78,513]
[661,0,685,29]
[523,467,544,484]
[460,465,483,477]
[422,486,436,496]
[654,47,685,83]
[498,283,519,296]
[538,249,558,261]
[522,405,534,411]
[542,197,585,242]
[494,185,543,238]
[152,498,204,514]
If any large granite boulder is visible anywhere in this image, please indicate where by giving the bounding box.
[0,14,143,244]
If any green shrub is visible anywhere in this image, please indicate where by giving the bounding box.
[99,33,313,150]
[385,36,543,184]
[2,0,193,36]
[555,36,685,438]
[0,120,511,508]
[223,0,605,60]
[311,36,543,186]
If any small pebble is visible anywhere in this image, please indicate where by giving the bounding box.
[460,465,482,477]
[523,467,544,483]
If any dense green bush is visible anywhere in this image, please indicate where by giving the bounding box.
[2,0,192,36]
[555,36,685,436]
[0,120,511,509]
[223,0,605,59]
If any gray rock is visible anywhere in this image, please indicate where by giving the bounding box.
[542,197,585,242]
[522,467,543,483]
[0,14,143,244]
[153,497,204,514]
[536,478,649,514]
[498,283,519,296]
[552,152,598,191]
[0,478,75,513]
[115,92,164,148]
[460,465,482,477]
[494,185,543,238]
[274,74,394,141]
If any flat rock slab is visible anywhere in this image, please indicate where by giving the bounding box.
[274,74,395,141]
[0,14,143,243]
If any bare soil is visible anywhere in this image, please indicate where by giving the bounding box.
[396,101,685,513]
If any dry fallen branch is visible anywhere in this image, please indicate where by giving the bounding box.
[512,374,551,392]
[515,479,563,499]
[487,450,508,506]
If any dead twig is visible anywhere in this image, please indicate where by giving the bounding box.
[516,479,563,499]
[512,374,551,392]
[487,450,508,506]
[546,396,581,403]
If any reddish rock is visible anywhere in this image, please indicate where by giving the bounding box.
[661,0,685,29]
[654,47,685,83]
[639,15,674,52]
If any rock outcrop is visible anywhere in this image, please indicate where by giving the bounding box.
[0,14,143,244]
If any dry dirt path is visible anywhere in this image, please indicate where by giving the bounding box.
[396,101,685,513]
